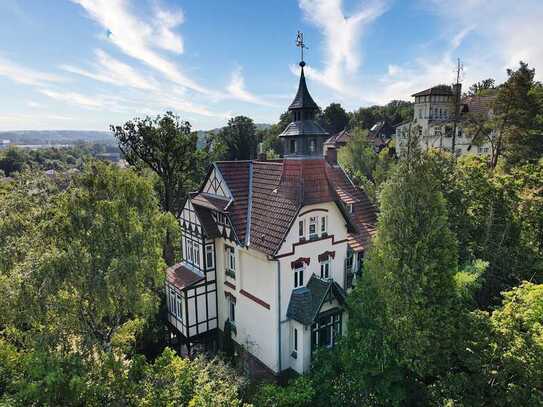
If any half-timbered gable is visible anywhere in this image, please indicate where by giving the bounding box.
[202,163,232,199]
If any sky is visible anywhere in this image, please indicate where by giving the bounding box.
[1,0,543,131]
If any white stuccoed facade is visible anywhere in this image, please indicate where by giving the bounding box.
[395,85,494,157]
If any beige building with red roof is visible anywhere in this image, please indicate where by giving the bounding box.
[165,58,377,376]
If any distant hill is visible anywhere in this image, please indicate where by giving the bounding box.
[1,123,272,148]
[0,130,115,145]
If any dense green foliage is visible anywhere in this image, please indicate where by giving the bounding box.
[318,102,349,134]
[213,115,258,160]
[0,143,114,177]
[0,163,249,406]
[338,128,397,203]
[111,111,208,264]
[256,138,542,405]
[349,100,413,130]
[111,112,206,217]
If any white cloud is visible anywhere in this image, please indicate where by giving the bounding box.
[71,0,210,94]
[426,0,543,79]
[0,56,63,86]
[27,100,43,108]
[60,49,159,91]
[39,89,105,109]
[152,6,184,53]
[298,0,389,93]
[226,66,276,107]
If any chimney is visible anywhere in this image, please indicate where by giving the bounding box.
[325,146,337,165]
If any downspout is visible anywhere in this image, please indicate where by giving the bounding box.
[276,258,282,373]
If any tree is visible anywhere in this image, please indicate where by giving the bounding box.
[319,103,349,134]
[0,147,29,176]
[111,111,205,264]
[432,282,543,406]
[490,62,543,167]
[345,152,464,404]
[259,111,290,157]
[338,128,397,203]
[468,78,496,96]
[1,163,172,354]
[214,116,258,160]
[426,152,542,307]
[349,100,413,130]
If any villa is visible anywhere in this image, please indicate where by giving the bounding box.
[165,58,377,375]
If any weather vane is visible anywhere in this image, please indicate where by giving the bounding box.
[296,31,308,66]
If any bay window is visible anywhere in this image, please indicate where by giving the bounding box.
[311,312,342,352]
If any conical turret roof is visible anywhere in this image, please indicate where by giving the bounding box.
[288,63,319,111]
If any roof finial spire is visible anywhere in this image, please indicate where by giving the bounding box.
[296,31,308,67]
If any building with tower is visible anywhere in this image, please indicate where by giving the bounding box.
[165,51,377,376]
[394,84,494,157]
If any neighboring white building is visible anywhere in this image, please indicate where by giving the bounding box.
[395,85,494,157]
[165,60,377,376]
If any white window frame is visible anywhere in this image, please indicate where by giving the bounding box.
[321,216,327,235]
[294,266,304,288]
[320,259,331,279]
[308,216,318,240]
[169,287,182,321]
[226,246,236,274]
[228,298,236,323]
[298,219,305,240]
[205,244,214,270]
[185,239,200,267]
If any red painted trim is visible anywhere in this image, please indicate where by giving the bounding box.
[291,257,310,268]
[240,289,270,310]
[299,208,329,217]
[224,281,236,290]
[318,250,336,262]
[275,234,348,259]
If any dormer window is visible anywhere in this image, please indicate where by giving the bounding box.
[290,139,296,154]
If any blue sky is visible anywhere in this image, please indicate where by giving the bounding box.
[1,0,542,131]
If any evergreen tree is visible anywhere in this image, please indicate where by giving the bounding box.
[347,152,463,403]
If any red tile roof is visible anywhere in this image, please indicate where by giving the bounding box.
[216,161,250,243]
[325,129,350,147]
[189,158,377,255]
[166,263,204,290]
